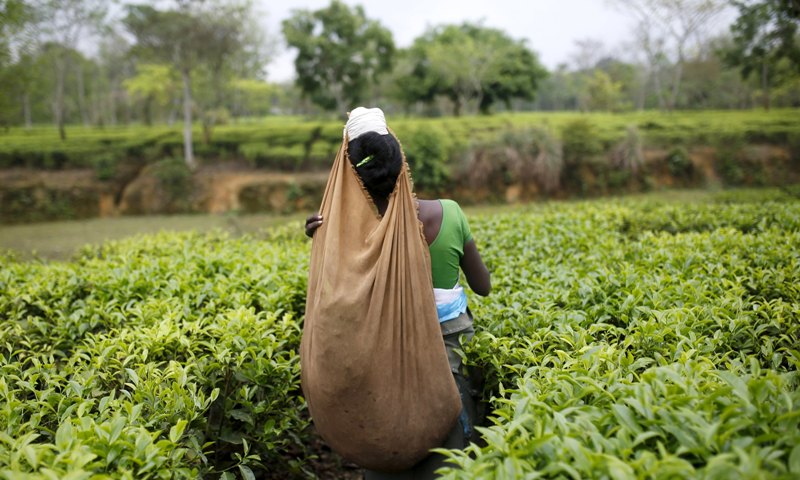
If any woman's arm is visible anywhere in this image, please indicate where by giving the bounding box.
[460,239,490,296]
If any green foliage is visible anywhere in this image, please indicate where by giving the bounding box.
[152,157,191,199]
[725,0,800,109]
[0,230,310,477]
[281,0,395,112]
[1,190,799,477]
[402,127,450,192]
[561,118,604,165]
[396,22,546,115]
[585,70,625,111]
[92,152,121,181]
[1,110,799,173]
[438,192,800,478]
[0,1,31,67]
[714,133,748,184]
[667,146,694,178]
[124,64,179,125]
[123,4,249,75]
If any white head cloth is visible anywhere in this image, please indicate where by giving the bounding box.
[345,107,388,140]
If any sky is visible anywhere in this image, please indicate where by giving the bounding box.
[255,0,734,83]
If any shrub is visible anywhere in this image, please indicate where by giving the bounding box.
[92,152,120,181]
[714,133,747,185]
[307,141,338,169]
[503,127,563,193]
[561,118,603,166]
[667,146,693,178]
[153,157,192,199]
[460,127,563,194]
[611,125,645,174]
[402,127,450,192]
[240,142,271,167]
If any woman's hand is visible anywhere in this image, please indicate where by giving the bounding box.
[305,213,323,238]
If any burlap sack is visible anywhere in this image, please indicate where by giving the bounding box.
[301,133,461,472]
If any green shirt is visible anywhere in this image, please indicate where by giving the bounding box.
[429,199,472,289]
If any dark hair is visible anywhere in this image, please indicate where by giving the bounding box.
[348,131,402,199]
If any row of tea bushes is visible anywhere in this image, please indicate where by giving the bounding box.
[1,188,798,478]
[445,191,799,478]
[1,109,798,173]
[1,230,312,478]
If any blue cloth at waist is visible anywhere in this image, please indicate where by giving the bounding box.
[437,289,468,323]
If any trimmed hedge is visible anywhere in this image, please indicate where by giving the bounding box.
[2,110,798,176]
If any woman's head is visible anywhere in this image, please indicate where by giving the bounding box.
[348,132,402,199]
[345,107,402,200]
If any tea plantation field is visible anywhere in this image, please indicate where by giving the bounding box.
[1,189,798,479]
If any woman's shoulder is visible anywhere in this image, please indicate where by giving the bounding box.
[437,199,466,217]
[423,198,460,208]
[417,199,441,221]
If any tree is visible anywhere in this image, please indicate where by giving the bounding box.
[124,64,178,125]
[611,0,727,110]
[397,23,546,115]
[1,0,30,64]
[95,31,135,126]
[29,0,109,139]
[596,57,639,110]
[282,0,395,113]
[474,26,547,113]
[724,0,800,110]
[535,63,581,111]
[230,78,275,117]
[124,1,259,169]
[569,38,608,111]
[0,0,36,126]
[586,70,624,110]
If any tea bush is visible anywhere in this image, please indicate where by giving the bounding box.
[1,188,798,478]
[442,190,800,478]
[0,230,311,478]
[2,110,799,175]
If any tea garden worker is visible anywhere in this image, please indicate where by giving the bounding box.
[304,107,491,478]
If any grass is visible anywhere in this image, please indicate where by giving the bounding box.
[0,212,304,261]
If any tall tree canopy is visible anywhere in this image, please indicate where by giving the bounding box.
[0,0,30,64]
[0,0,35,125]
[612,0,727,110]
[397,23,546,115]
[725,0,800,109]
[27,0,109,138]
[282,0,395,113]
[124,1,261,169]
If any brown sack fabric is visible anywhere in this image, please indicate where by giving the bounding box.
[301,133,461,472]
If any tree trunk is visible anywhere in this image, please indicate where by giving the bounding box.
[452,94,462,117]
[668,49,685,111]
[144,95,153,126]
[182,68,196,170]
[23,92,32,129]
[636,70,647,110]
[109,80,118,126]
[761,60,770,111]
[652,66,666,111]
[76,62,90,126]
[55,57,67,141]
